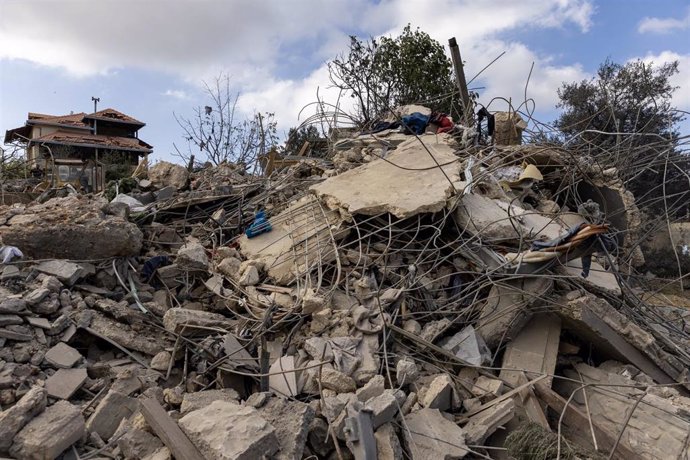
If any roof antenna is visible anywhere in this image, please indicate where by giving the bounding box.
[91,96,100,113]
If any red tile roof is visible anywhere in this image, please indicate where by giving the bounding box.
[27,112,89,128]
[33,131,153,153]
[84,108,145,126]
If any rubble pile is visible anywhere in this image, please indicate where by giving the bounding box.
[1,107,689,460]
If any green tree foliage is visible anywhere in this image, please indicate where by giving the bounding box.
[284,125,320,156]
[328,25,454,124]
[554,58,689,217]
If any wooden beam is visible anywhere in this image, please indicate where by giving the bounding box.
[297,141,310,157]
[139,397,205,460]
[532,382,638,460]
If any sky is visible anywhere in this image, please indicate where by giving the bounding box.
[1,0,689,164]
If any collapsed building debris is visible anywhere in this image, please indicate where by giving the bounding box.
[0,103,689,460]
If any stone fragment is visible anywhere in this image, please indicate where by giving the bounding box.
[150,351,172,371]
[302,290,326,314]
[10,400,85,460]
[162,308,233,335]
[217,257,242,278]
[0,314,23,326]
[0,385,47,452]
[320,367,356,393]
[375,423,403,460]
[439,325,491,366]
[24,288,50,306]
[86,390,140,440]
[26,317,51,329]
[35,260,85,286]
[471,376,504,399]
[178,400,279,460]
[238,265,260,286]
[0,327,32,341]
[44,342,82,368]
[356,374,385,402]
[0,298,28,314]
[46,368,88,400]
[256,397,315,460]
[148,161,189,190]
[269,356,300,397]
[117,426,165,460]
[366,390,402,429]
[420,374,453,411]
[303,337,334,362]
[463,399,515,445]
[176,241,209,271]
[180,389,241,415]
[403,408,467,459]
[396,358,419,386]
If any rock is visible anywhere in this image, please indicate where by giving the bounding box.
[26,317,51,329]
[0,298,28,314]
[366,390,402,429]
[0,327,32,341]
[320,367,356,393]
[150,351,172,371]
[178,400,279,460]
[0,314,23,326]
[44,342,82,368]
[162,308,234,335]
[471,376,504,400]
[24,288,50,307]
[256,397,315,460]
[45,368,88,400]
[0,385,47,452]
[238,265,260,286]
[148,161,189,190]
[375,423,403,460]
[269,356,300,397]
[302,290,326,314]
[86,390,139,440]
[35,260,85,286]
[217,257,242,278]
[420,374,453,411]
[10,400,85,460]
[176,241,209,271]
[396,358,419,386]
[463,399,515,445]
[117,426,165,460]
[438,325,491,366]
[308,417,334,457]
[180,389,241,415]
[403,408,467,459]
[356,374,385,402]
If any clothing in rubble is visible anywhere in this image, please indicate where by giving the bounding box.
[0,246,23,264]
[362,120,401,134]
[400,112,430,135]
[429,112,454,133]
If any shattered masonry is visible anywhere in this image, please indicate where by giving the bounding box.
[0,106,689,460]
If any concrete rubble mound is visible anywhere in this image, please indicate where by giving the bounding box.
[0,105,689,460]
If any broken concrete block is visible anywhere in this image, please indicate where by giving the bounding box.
[439,325,491,366]
[304,337,334,362]
[471,376,504,400]
[0,314,23,326]
[396,358,419,386]
[375,423,403,460]
[148,160,189,190]
[0,326,33,341]
[356,374,385,402]
[44,342,82,369]
[176,241,209,271]
[223,334,258,369]
[117,425,165,460]
[0,298,28,314]
[150,351,172,371]
[24,288,50,307]
[366,390,402,428]
[162,308,234,335]
[86,390,139,440]
[420,374,453,411]
[217,256,242,278]
[255,397,315,460]
[179,400,279,460]
[463,399,515,444]
[499,314,561,388]
[180,389,241,415]
[320,367,356,393]
[302,290,326,315]
[0,385,47,452]
[46,368,87,400]
[311,134,464,218]
[10,400,85,460]
[403,408,467,459]
[238,264,260,286]
[35,260,85,286]
[26,317,51,329]
[269,356,301,397]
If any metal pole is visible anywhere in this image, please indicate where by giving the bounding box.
[448,37,474,126]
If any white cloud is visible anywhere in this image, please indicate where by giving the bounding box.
[638,8,690,34]
[0,0,596,131]
[163,89,189,100]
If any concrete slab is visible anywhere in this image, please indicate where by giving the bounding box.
[238,195,347,285]
[45,368,87,399]
[311,134,464,218]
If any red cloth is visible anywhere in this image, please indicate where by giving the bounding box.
[436,115,454,133]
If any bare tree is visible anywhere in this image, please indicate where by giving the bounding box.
[173,73,278,169]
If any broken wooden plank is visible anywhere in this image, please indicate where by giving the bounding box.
[457,374,548,422]
[513,372,550,431]
[139,397,205,460]
[532,382,637,460]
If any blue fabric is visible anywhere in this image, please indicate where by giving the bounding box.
[401,112,430,135]
[246,211,272,238]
